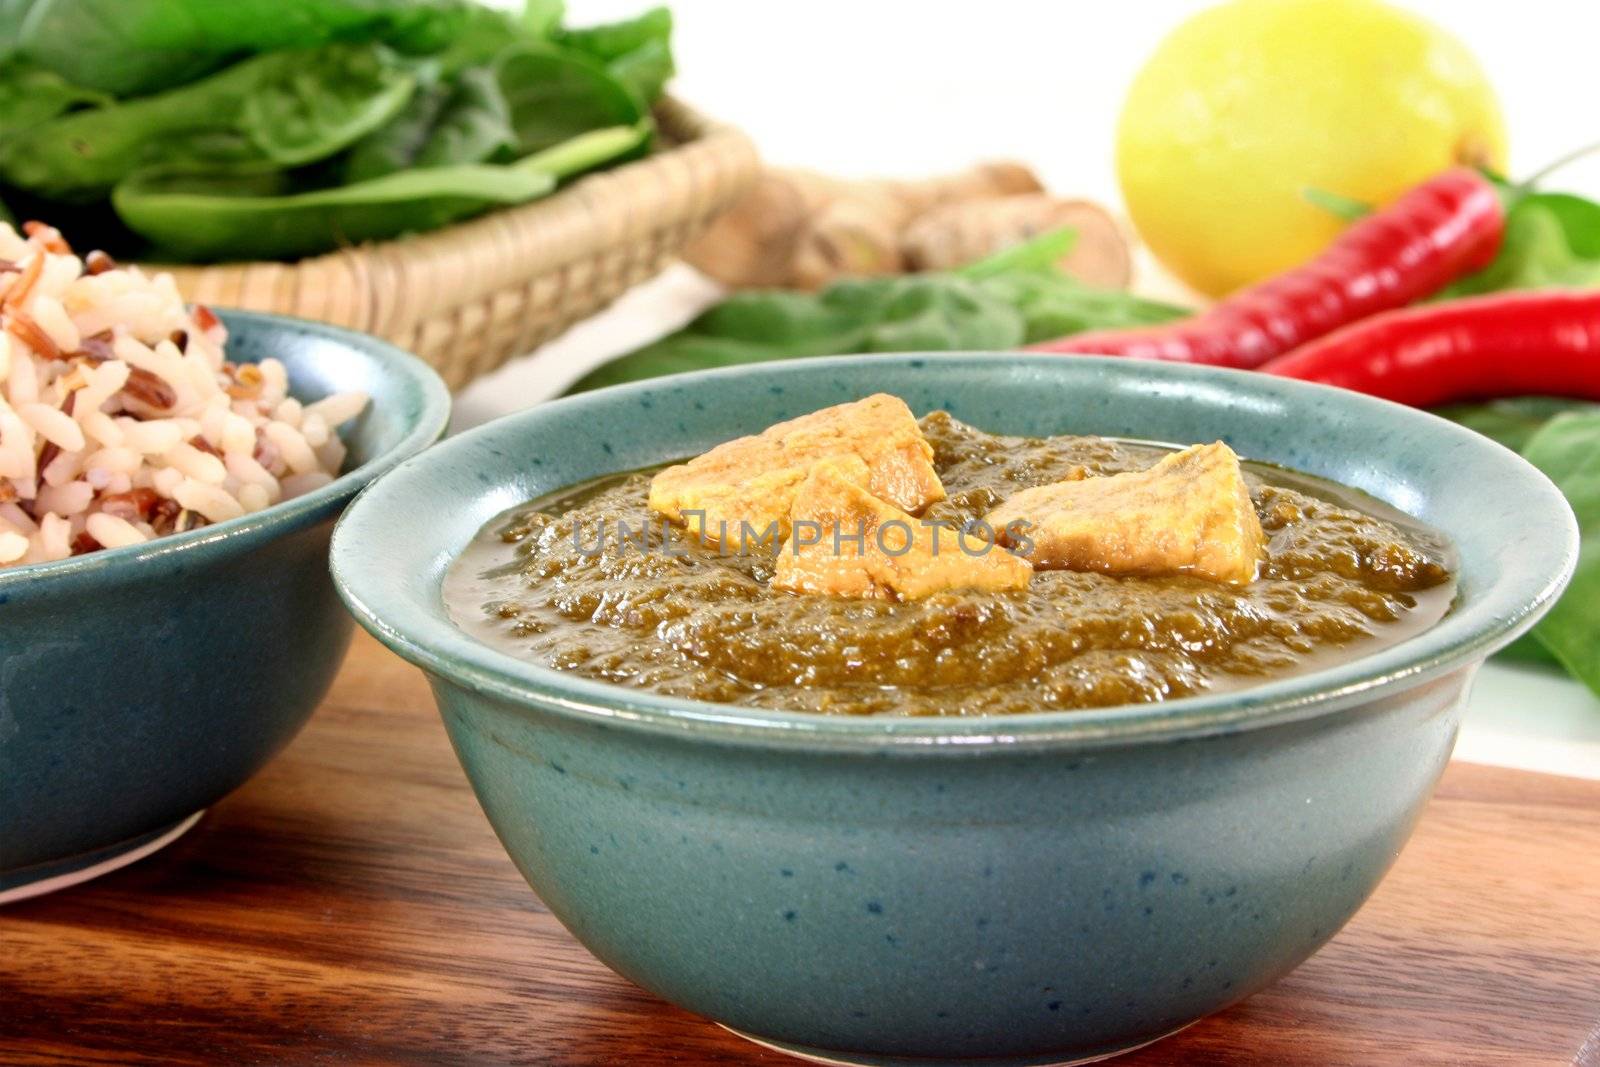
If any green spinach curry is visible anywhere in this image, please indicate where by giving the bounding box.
[444,411,1455,716]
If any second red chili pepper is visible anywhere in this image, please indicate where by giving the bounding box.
[1258,289,1600,406]
[1032,167,1506,368]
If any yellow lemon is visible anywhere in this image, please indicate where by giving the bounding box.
[1116,0,1506,297]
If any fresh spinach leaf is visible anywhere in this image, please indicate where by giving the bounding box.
[1301,186,1372,222]
[1437,398,1600,684]
[856,277,1025,352]
[0,58,110,134]
[1517,411,1600,697]
[1442,190,1600,297]
[570,224,1189,392]
[604,38,673,105]
[520,0,565,38]
[496,44,648,157]
[979,271,1187,343]
[342,79,453,184]
[514,121,651,181]
[569,274,1023,393]
[113,161,556,262]
[239,46,419,167]
[554,6,670,64]
[112,121,646,262]
[342,66,514,182]
[416,67,517,167]
[11,0,470,96]
[958,225,1077,279]
[0,0,29,54]
[427,6,528,76]
[0,44,415,199]
[555,6,673,103]
[1434,397,1599,455]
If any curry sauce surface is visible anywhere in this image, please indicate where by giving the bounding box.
[444,413,1454,716]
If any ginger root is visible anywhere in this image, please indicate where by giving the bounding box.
[684,162,1047,290]
[901,194,1132,289]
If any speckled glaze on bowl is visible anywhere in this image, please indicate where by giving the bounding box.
[331,354,1575,1066]
[0,311,448,901]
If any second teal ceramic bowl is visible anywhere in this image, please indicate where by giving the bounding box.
[0,312,449,902]
[331,355,1575,1066]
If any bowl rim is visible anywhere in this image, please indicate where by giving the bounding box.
[0,309,450,595]
[331,353,1578,753]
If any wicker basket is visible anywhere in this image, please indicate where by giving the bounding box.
[152,98,758,390]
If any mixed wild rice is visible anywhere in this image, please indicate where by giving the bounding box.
[0,221,368,569]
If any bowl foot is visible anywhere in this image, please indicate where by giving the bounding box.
[719,1021,1194,1066]
[0,810,204,905]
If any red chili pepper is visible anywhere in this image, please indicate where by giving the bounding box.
[1259,290,1600,406]
[1032,168,1505,368]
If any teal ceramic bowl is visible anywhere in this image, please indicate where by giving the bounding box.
[331,355,1574,1066]
[0,311,448,902]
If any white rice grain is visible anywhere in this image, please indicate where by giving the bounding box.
[29,295,80,353]
[221,412,256,456]
[0,410,35,479]
[37,512,71,561]
[84,446,143,476]
[0,221,366,569]
[162,441,226,484]
[36,479,93,516]
[151,466,184,498]
[86,512,149,549]
[262,420,318,475]
[304,391,369,429]
[280,471,334,498]
[174,478,245,523]
[237,483,271,513]
[119,418,183,455]
[20,402,86,452]
[6,345,38,404]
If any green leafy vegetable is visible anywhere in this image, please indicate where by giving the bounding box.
[1442,190,1600,296]
[1436,398,1600,689]
[0,58,110,133]
[521,0,566,38]
[0,44,416,199]
[238,48,419,168]
[113,162,556,263]
[342,66,515,182]
[604,38,673,105]
[978,271,1191,344]
[427,5,531,76]
[1519,412,1600,696]
[570,276,1018,392]
[1433,397,1598,455]
[8,0,470,96]
[957,225,1076,279]
[497,44,649,157]
[554,6,674,103]
[1302,186,1372,222]
[0,1,672,261]
[569,229,1188,392]
[113,122,646,262]
[514,121,652,180]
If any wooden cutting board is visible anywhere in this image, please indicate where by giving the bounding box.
[5,630,1599,1066]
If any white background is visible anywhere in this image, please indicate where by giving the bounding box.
[462,0,1600,776]
[562,0,1600,205]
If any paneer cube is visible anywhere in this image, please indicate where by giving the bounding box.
[984,441,1264,585]
[773,457,1032,600]
[649,394,945,544]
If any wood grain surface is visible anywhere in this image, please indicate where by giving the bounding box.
[4,630,1599,1066]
